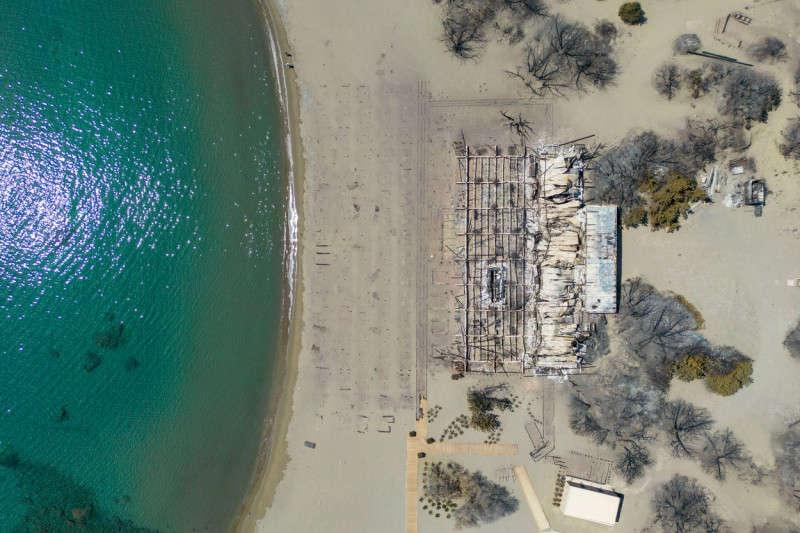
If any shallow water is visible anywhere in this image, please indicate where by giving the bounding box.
[0,1,286,531]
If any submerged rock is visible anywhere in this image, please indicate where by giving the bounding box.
[124,357,140,372]
[84,352,102,373]
[95,323,126,349]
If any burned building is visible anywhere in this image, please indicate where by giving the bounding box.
[452,144,617,374]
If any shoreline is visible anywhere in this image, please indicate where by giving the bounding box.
[229,0,305,530]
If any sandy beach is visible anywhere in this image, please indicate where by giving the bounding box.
[236,0,800,531]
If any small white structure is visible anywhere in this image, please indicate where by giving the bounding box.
[562,477,622,527]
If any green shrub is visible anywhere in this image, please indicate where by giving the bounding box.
[618,2,645,25]
[705,360,753,396]
[671,353,753,396]
[622,205,647,228]
[671,353,709,382]
[646,172,707,232]
[675,294,705,329]
[471,411,500,432]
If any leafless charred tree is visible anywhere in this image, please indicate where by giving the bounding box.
[441,9,487,61]
[779,118,800,160]
[568,394,608,444]
[500,110,535,144]
[655,63,681,100]
[662,400,715,459]
[791,64,800,105]
[783,318,800,358]
[616,439,651,484]
[775,423,800,511]
[436,0,549,56]
[721,67,781,124]
[652,475,724,533]
[617,278,700,358]
[673,33,701,54]
[590,132,686,214]
[700,428,747,481]
[679,118,736,169]
[749,36,788,63]
[594,19,618,43]
[507,16,617,97]
[569,362,662,483]
[500,0,548,18]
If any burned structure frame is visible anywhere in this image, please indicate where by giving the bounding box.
[456,150,535,373]
[453,144,617,374]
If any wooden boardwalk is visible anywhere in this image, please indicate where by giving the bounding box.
[514,465,552,532]
[406,398,519,533]
[427,442,518,456]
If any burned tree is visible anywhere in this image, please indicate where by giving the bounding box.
[700,428,747,481]
[662,400,715,459]
[617,277,700,359]
[721,67,781,124]
[436,0,548,57]
[425,461,519,528]
[651,475,724,533]
[441,8,487,61]
[774,423,800,511]
[654,63,681,100]
[568,361,662,483]
[783,317,800,358]
[591,131,684,215]
[568,395,608,444]
[749,37,788,63]
[508,15,617,97]
[779,118,800,160]
[500,110,535,144]
[593,19,618,43]
[500,0,548,18]
[673,33,701,54]
[616,440,651,484]
[679,118,736,170]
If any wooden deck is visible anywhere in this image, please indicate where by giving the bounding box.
[427,442,518,456]
[406,398,519,533]
[514,465,552,532]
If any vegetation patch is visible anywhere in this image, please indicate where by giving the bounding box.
[618,2,645,25]
[652,475,725,532]
[674,294,705,329]
[643,172,707,232]
[435,0,548,60]
[671,353,753,396]
[423,460,518,528]
[467,385,512,432]
[508,16,617,97]
[593,124,731,231]
[783,318,800,358]
[568,278,754,484]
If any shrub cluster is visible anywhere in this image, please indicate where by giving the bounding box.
[618,2,645,25]
[424,461,519,528]
[671,353,753,396]
[467,385,512,432]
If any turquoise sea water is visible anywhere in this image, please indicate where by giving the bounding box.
[0,1,287,531]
